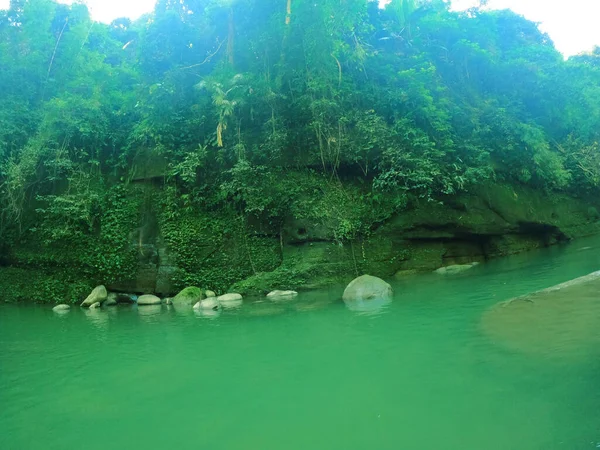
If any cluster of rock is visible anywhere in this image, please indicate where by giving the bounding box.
[53,285,300,314]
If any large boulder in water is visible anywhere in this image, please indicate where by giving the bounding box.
[137,294,162,306]
[81,285,108,307]
[481,271,600,357]
[172,287,204,307]
[342,275,393,303]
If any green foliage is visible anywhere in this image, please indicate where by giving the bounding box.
[157,185,281,292]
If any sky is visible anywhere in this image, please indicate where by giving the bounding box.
[1,0,599,57]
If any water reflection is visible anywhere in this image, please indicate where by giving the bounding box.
[193,307,221,319]
[137,305,163,323]
[83,307,109,329]
[243,302,285,318]
[343,296,392,315]
[219,298,243,309]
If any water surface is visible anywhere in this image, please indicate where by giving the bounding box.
[2,237,600,450]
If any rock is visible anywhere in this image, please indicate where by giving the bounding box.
[435,262,479,275]
[481,271,600,358]
[89,302,101,309]
[194,297,220,310]
[137,294,162,306]
[342,275,393,314]
[342,275,393,303]
[104,293,118,306]
[266,290,298,301]
[217,293,243,309]
[81,285,108,307]
[204,290,216,298]
[172,286,204,307]
[217,293,243,302]
[53,304,70,312]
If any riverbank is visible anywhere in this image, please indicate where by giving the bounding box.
[1,179,599,305]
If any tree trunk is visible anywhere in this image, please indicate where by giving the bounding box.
[227,8,235,66]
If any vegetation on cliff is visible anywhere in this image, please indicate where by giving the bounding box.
[1,0,600,302]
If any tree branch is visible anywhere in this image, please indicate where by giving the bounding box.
[180,40,225,70]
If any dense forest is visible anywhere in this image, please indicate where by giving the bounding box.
[2,0,600,303]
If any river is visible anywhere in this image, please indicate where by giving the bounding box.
[1,236,600,450]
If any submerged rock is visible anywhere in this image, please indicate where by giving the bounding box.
[481,271,600,357]
[172,286,204,307]
[435,262,479,275]
[217,293,243,309]
[53,304,71,312]
[266,290,298,301]
[104,293,118,306]
[245,303,285,317]
[137,294,162,306]
[81,285,108,307]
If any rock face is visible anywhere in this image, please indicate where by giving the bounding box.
[137,294,162,306]
[194,297,220,310]
[81,285,108,307]
[217,293,243,309]
[435,262,479,275]
[104,293,118,306]
[53,304,70,312]
[481,271,600,357]
[172,287,204,307]
[342,275,393,303]
[267,290,298,301]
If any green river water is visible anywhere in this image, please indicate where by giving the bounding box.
[1,237,600,450]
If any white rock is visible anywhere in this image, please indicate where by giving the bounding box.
[216,293,243,309]
[81,285,108,307]
[267,290,298,301]
[194,297,220,310]
[137,294,162,305]
[53,304,70,312]
[204,290,216,298]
